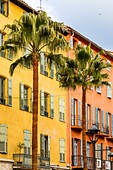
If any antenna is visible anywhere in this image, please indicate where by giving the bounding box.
[38,0,48,11]
[39,0,42,10]
[37,0,44,11]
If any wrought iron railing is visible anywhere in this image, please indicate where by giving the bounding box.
[72,155,111,169]
[71,116,82,127]
[13,153,50,169]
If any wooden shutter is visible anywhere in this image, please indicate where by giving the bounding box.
[59,98,62,120]
[8,78,12,106]
[50,94,54,118]
[48,136,50,157]
[107,83,112,98]
[50,61,54,78]
[101,110,104,132]
[69,36,73,49]
[40,134,45,157]
[40,90,44,115]
[30,88,33,112]
[40,52,44,74]
[92,106,94,124]
[111,114,113,136]
[86,104,88,129]
[95,108,98,127]
[24,130,31,154]
[71,98,75,126]
[0,124,8,152]
[78,100,81,126]
[20,83,24,109]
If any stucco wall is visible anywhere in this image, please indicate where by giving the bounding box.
[0,158,14,170]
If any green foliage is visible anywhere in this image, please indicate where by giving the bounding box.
[58,44,111,90]
[0,11,68,75]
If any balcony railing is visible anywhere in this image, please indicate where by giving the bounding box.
[72,155,93,169]
[13,154,50,169]
[72,155,111,169]
[71,116,82,127]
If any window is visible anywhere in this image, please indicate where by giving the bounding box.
[59,138,65,162]
[8,78,12,106]
[91,106,95,124]
[107,82,112,98]
[40,90,54,118]
[71,98,76,126]
[106,112,109,134]
[50,61,54,78]
[72,138,78,166]
[107,60,111,71]
[0,77,5,105]
[78,100,81,126]
[40,52,48,77]
[0,0,9,16]
[106,146,111,160]
[69,36,73,49]
[101,110,104,132]
[20,83,32,112]
[56,66,61,81]
[0,77,12,106]
[86,142,90,167]
[112,114,113,137]
[40,134,50,157]
[96,86,101,94]
[0,124,8,153]
[95,108,99,128]
[96,144,101,159]
[59,98,65,121]
[86,104,90,129]
[0,33,5,57]
[24,130,31,155]
[0,0,4,15]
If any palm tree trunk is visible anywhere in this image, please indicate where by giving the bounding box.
[82,87,87,170]
[32,55,38,170]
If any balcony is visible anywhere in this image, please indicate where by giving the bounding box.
[72,155,111,169]
[13,154,50,169]
[71,116,82,131]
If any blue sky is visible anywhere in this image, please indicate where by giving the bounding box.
[25,0,113,51]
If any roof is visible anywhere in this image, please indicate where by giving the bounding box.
[10,0,38,13]
[67,26,113,60]
[10,0,113,60]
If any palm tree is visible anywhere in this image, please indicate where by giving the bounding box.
[58,44,111,170]
[2,11,68,170]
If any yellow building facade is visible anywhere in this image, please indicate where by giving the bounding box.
[0,0,68,169]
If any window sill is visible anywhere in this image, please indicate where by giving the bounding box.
[59,119,65,123]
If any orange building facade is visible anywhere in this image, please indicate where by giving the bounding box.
[66,27,113,170]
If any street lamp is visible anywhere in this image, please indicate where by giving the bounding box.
[87,124,100,170]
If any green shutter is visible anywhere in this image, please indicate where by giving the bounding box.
[0,1,4,15]
[20,83,24,109]
[50,94,54,118]
[78,100,81,126]
[0,124,8,152]
[24,130,31,154]
[40,134,45,156]
[40,52,44,74]
[30,88,33,112]
[8,78,12,106]
[40,90,44,115]
[48,136,50,157]
[24,130,31,147]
